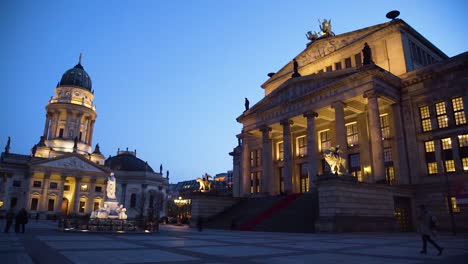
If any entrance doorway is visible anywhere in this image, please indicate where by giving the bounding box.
[394,196,413,232]
[61,198,69,216]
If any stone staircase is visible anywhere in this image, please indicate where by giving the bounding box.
[204,192,319,233]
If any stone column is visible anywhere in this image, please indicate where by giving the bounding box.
[41,173,51,211]
[22,172,33,209]
[304,111,319,189]
[241,132,251,196]
[260,126,272,194]
[364,90,385,182]
[73,177,82,215]
[2,173,12,209]
[451,135,463,172]
[231,142,242,197]
[331,101,347,168]
[55,176,65,214]
[87,178,96,213]
[43,113,50,138]
[281,119,294,194]
[88,120,96,145]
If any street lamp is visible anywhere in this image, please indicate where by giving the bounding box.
[173,196,191,225]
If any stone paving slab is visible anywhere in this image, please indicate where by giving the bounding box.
[61,249,198,264]
[342,244,467,258]
[143,239,229,247]
[43,240,145,250]
[116,235,183,241]
[252,252,421,264]
[37,235,112,241]
[182,245,297,257]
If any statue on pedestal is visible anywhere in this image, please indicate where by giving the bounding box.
[323,145,346,175]
[106,173,116,200]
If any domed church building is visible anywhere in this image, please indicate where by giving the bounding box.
[0,56,168,219]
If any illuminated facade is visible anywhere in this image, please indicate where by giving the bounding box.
[231,18,468,230]
[0,58,168,218]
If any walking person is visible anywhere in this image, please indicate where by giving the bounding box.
[418,204,443,256]
[15,208,29,233]
[3,208,15,233]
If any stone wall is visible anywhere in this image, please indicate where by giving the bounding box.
[315,176,399,232]
[189,195,238,227]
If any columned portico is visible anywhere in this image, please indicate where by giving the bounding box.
[304,111,318,190]
[280,119,294,194]
[364,90,385,182]
[260,126,273,194]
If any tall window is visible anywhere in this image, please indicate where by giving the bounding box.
[419,106,432,132]
[277,142,284,160]
[250,172,261,194]
[335,62,342,70]
[299,163,309,193]
[380,114,390,139]
[48,199,55,211]
[346,122,358,147]
[344,57,352,68]
[320,130,331,151]
[348,153,361,181]
[58,128,64,138]
[435,102,448,128]
[452,97,466,125]
[459,134,468,171]
[354,53,362,67]
[384,148,395,185]
[93,201,100,211]
[130,194,137,208]
[297,136,307,157]
[441,138,455,173]
[250,151,255,167]
[425,141,437,174]
[256,149,262,167]
[30,198,38,211]
[78,201,85,213]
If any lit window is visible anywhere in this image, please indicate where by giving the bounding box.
[380,114,390,139]
[346,122,359,147]
[459,134,468,147]
[435,102,448,128]
[449,197,461,213]
[348,154,361,180]
[319,130,331,151]
[462,158,468,171]
[386,166,395,185]
[441,138,452,150]
[419,106,432,132]
[425,141,435,152]
[445,160,456,172]
[427,162,438,174]
[277,142,284,161]
[80,184,88,191]
[256,149,262,167]
[297,136,307,156]
[452,97,466,125]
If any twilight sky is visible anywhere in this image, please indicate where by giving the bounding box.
[1,0,467,183]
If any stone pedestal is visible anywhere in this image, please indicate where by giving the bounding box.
[105,200,119,219]
[315,175,398,232]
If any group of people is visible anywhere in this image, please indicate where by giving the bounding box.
[3,208,29,233]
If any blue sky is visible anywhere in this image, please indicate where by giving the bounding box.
[1,0,467,183]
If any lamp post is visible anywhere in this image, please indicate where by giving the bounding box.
[173,196,191,225]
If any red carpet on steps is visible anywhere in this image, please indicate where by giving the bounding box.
[239,193,302,231]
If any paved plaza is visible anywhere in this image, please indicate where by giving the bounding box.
[1,221,467,264]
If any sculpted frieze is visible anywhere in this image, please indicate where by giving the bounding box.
[39,156,102,172]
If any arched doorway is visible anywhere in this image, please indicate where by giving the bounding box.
[61,198,69,215]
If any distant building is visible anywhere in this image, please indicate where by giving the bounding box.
[0,58,168,218]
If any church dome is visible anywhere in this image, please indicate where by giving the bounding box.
[59,59,92,91]
[105,153,154,173]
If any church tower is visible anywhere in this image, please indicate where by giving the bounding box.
[35,55,105,164]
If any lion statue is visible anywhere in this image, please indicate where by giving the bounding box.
[323,145,346,175]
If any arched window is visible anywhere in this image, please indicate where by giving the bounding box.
[130,193,136,208]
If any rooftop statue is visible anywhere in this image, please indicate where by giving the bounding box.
[196,173,213,192]
[319,19,335,37]
[323,145,346,175]
[244,98,250,111]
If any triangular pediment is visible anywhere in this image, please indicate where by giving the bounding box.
[265,21,392,88]
[33,155,107,173]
